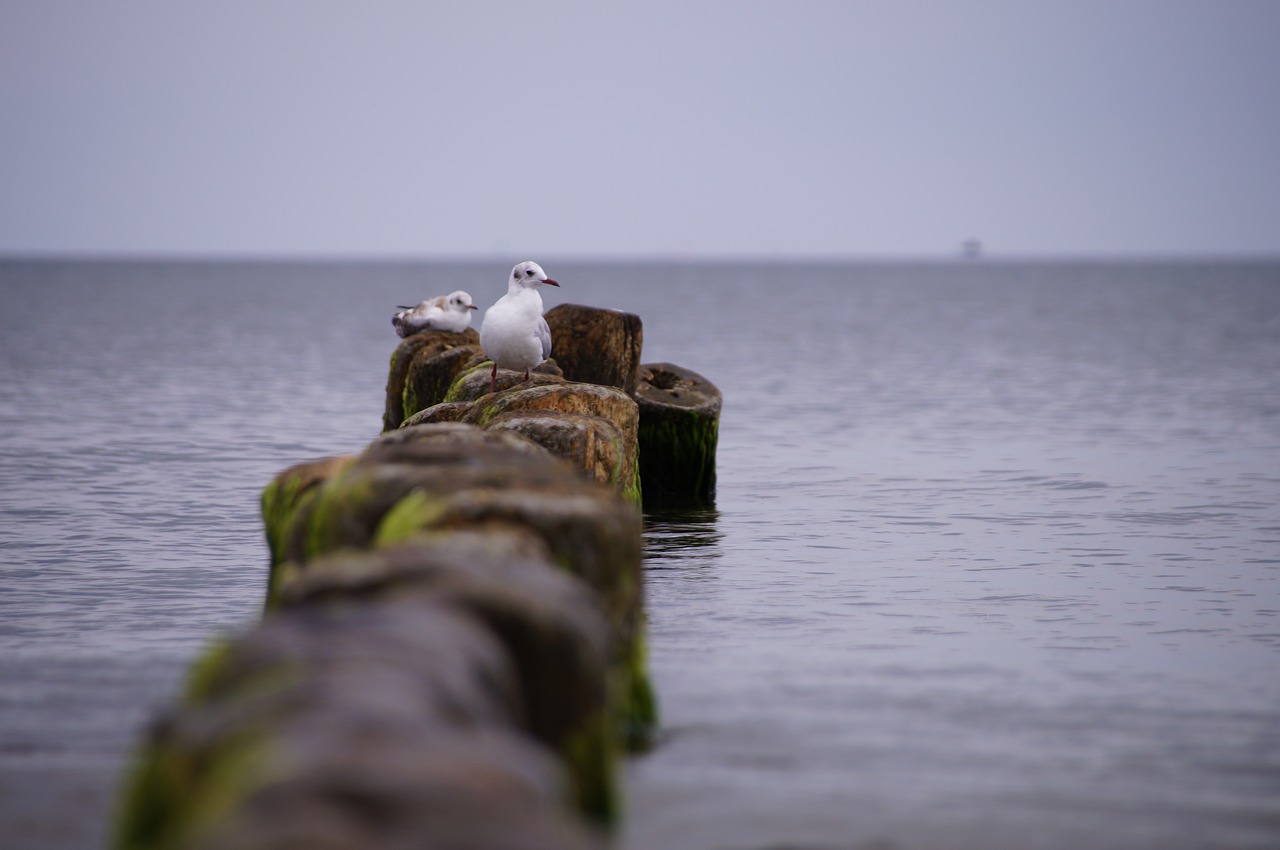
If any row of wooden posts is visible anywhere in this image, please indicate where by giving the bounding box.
[113,303,720,850]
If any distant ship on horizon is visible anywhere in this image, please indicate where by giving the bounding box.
[961,238,983,259]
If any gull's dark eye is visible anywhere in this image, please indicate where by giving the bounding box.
[525,269,535,276]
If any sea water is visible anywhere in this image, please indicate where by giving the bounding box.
[1,259,1277,849]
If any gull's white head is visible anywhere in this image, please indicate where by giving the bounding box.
[446,290,478,313]
[510,261,559,289]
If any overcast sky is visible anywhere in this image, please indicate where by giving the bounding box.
[2,1,1278,258]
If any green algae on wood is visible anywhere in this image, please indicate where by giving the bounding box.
[112,727,272,850]
[443,359,565,404]
[562,709,621,824]
[115,598,608,849]
[277,537,624,823]
[266,426,642,627]
[383,331,449,431]
[404,383,643,502]
[367,474,645,636]
[619,626,658,751]
[259,455,355,609]
[360,437,650,754]
[382,327,480,431]
[369,488,652,753]
[465,382,638,431]
[259,456,352,566]
[401,340,486,424]
[486,412,640,503]
[113,637,279,850]
[635,362,721,504]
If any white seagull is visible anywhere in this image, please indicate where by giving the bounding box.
[392,290,478,337]
[479,261,560,394]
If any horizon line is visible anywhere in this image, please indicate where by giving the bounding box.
[3,248,1280,265]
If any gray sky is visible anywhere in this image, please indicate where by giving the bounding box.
[2,1,1278,258]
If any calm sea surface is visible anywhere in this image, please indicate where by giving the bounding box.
[2,259,1278,850]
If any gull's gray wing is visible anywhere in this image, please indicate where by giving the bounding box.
[537,315,553,362]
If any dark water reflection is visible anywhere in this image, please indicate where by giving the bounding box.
[644,505,723,569]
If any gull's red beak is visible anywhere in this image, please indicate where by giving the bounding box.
[467,304,479,310]
[542,278,560,287]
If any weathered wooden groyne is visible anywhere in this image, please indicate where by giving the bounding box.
[114,303,719,849]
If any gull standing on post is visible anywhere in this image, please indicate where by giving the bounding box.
[392,291,478,337]
[479,261,559,394]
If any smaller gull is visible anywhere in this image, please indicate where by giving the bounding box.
[392,290,478,337]
[479,261,560,394]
